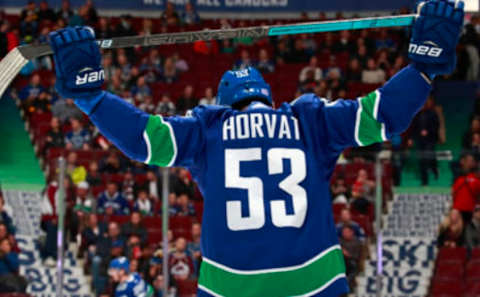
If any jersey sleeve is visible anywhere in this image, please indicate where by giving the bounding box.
[292,64,432,153]
[88,91,206,167]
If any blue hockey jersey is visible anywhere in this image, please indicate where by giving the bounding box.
[85,65,431,297]
[115,272,153,297]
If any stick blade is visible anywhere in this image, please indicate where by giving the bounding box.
[0,48,29,100]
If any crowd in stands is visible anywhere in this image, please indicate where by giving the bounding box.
[0,0,479,296]
[0,194,27,294]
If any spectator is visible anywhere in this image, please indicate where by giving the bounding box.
[131,76,152,103]
[181,2,200,25]
[68,5,88,27]
[19,73,44,106]
[346,58,362,82]
[20,1,38,37]
[172,168,195,198]
[409,97,440,186]
[122,171,137,201]
[438,209,465,247]
[463,116,480,149]
[375,28,395,50]
[52,98,82,123]
[86,161,102,187]
[177,194,196,217]
[465,204,480,250]
[353,169,375,200]
[117,53,132,83]
[92,222,125,295]
[139,96,156,114]
[153,273,177,297]
[99,150,126,173]
[289,38,310,63]
[81,213,105,257]
[97,181,130,215]
[146,170,161,200]
[66,151,87,185]
[167,193,179,216]
[176,85,197,115]
[156,94,177,115]
[333,30,355,53]
[44,116,64,153]
[361,58,386,84]
[331,177,349,204]
[234,49,254,70]
[65,117,91,150]
[122,211,147,246]
[163,57,179,84]
[169,237,194,281]
[0,198,13,235]
[96,17,113,39]
[172,52,189,73]
[299,56,323,83]
[300,33,317,56]
[0,238,27,293]
[256,48,275,74]
[161,2,180,26]
[198,87,216,106]
[193,38,219,55]
[115,15,136,37]
[452,155,480,223]
[134,190,153,216]
[84,0,98,25]
[74,181,95,214]
[339,225,363,289]
[350,183,371,215]
[220,39,235,54]
[353,44,369,67]
[37,0,56,23]
[336,208,366,242]
[187,222,201,276]
[56,0,73,21]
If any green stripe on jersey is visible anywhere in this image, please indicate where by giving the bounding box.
[144,115,177,167]
[198,246,346,297]
[355,90,387,146]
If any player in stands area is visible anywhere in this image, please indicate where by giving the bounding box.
[108,257,153,297]
[47,1,464,296]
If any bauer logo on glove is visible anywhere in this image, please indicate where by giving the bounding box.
[75,69,105,86]
[409,0,465,76]
[408,43,443,57]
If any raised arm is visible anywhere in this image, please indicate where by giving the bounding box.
[293,0,464,153]
[48,27,204,167]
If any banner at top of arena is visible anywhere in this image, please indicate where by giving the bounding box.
[5,0,416,12]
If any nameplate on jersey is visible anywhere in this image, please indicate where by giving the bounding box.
[222,113,300,141]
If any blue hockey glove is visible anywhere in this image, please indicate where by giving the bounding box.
[409,0,465,77]
[49,26,105,114]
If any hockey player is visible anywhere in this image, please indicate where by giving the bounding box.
[48,1,464,296]
[108,257,153,297]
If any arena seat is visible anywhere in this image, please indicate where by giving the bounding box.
[430,280,464,295]
[177,279,198,297]
[147,229,163,245]
[434,262,464,281]
[437,247,468,264]
[466,260,480,280]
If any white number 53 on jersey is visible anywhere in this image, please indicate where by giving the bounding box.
[225,148,307,231]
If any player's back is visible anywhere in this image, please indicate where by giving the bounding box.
[189,100,348,297]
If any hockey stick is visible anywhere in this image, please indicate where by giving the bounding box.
[0,14,415,99]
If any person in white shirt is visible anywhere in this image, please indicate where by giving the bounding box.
[361,58,386,84]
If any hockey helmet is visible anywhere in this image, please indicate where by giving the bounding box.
[217,67,272,107]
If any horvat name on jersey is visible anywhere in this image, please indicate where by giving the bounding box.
[222,112,301,141]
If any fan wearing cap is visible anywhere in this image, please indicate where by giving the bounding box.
[108,257,153,297]
[47,2,465,296]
